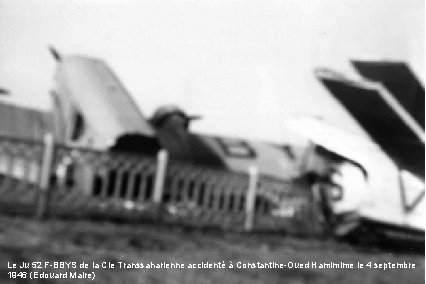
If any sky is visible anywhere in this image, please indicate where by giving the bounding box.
[0,0,424,143]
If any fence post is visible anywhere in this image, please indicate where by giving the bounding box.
[244,166,258,232]
[36,133,55,219]
[152,150,168,217]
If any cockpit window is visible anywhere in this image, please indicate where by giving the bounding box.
[216,137,256,158]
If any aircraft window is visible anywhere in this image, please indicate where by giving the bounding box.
[216,138,256,158]
[71,112,85,141]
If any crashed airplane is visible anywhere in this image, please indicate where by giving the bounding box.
[48,47,303,181]
[287,61,424,240]
[0,48,423,242]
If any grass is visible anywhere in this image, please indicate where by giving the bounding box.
[0,214,424,284]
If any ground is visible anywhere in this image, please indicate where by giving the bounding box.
[0,215,424,284]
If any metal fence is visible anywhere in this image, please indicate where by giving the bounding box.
[0,134,317,234]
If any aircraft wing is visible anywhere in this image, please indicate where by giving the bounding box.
[316,69,425,179]
[352,60,425,129]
